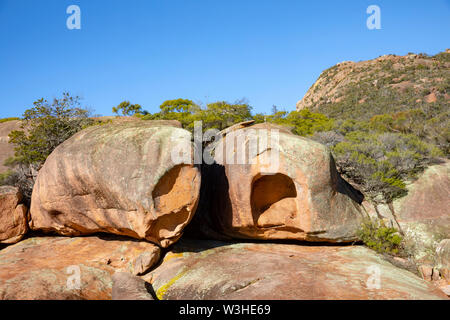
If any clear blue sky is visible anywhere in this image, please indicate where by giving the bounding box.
[0,0,449,118]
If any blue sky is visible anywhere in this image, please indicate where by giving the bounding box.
[0,0,449,118]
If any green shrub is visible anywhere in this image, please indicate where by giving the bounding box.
[195,100,253,131]
[285,109,334,135]
[9,93,94,166]
[331,131,441,203]
[255,109,334,136]
[358,217,403,255]
[433,51,450,63]
[142,98,199,129]
[112,101,145,116]
[144,98,253,132]
[0,170,15,186]
[6,93,95,202]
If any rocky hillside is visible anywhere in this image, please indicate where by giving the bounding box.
[296,49,450,120]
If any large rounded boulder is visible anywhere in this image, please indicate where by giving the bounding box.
[29,121,201,248]
[191,123,364,242]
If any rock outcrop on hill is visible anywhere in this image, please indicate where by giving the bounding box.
[0,186,28,244]
[296,50,450,120]
[0,236,160,299]
[189,122,364,242]
[146,239,448,300]
[29,121,201,248]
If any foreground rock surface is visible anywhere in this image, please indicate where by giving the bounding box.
[146,239,448,300]
[0,186,28,244]
[0,236,160,299]
[112,272,153,300]
[191,122,364,242]
[30,121,201,248]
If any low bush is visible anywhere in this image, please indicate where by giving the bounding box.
[331,131,442,203]
[0,170,15,186]
[255,108,335,136]
[358,217,403,255]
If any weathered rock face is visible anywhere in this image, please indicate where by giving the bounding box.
[146,239,447,300]
[363,161,450,264]
[394,161,450,224]
[0,236,160,300]
[437,240,450,272]
[29,121,201,248]
[434,239,450,296]
[0,186,28,244]
[0,120,21,174]
[190,123,363,242]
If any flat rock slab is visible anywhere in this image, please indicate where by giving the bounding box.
[0,236,159,300]
[146,239,448,300]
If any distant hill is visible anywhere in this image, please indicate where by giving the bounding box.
[296,49,450,120]
[0,120,21,174]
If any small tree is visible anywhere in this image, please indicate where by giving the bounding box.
[143,98,253,132]
[358,217,403,255]
[112,101,144,116]
[200,99,253,131]
[271,105,279,115]
[159,98,199,115]
[143,98,200,128]
[6,93,94,202]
